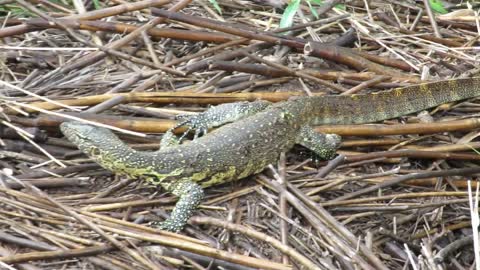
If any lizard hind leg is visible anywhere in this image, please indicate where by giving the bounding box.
[296,126,342,160]
[151,179,204,232]
[173,100,271,140]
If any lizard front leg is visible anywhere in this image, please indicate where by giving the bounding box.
[151,179,204,232]
[296,126,342,160]
[165,100,271,142]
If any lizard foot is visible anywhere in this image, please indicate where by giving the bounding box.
[150,180,204,232]
[296,126,342,160]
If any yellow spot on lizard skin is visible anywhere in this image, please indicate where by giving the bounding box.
[237,161,256,179]
[238,159,268,179]
[420,83,430,92]
[394,88,402,97]
[200,166,236,187]
[144,168,184,186]
[190,169,211,182]
[448,79,458,88]
[253,159,269,174]
[448,80,461,98]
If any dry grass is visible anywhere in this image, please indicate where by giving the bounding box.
[1,0,480,269]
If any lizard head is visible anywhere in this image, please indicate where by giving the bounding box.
[60,121,128,161]
[61,122,106,148]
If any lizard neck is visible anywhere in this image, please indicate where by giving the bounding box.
[79,137,159,179]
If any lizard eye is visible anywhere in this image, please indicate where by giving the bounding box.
[89,147,101,157]
[144,174,161,185]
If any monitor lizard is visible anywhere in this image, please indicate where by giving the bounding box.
[60,77,480,232]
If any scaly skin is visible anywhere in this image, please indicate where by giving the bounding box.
[61,77,480,231]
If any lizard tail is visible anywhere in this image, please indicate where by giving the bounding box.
[310,77,480,125]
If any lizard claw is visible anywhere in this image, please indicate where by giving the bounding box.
[172,115,210,141]
[193,127,208,140]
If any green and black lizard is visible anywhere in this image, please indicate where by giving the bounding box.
[60,78,480,232]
